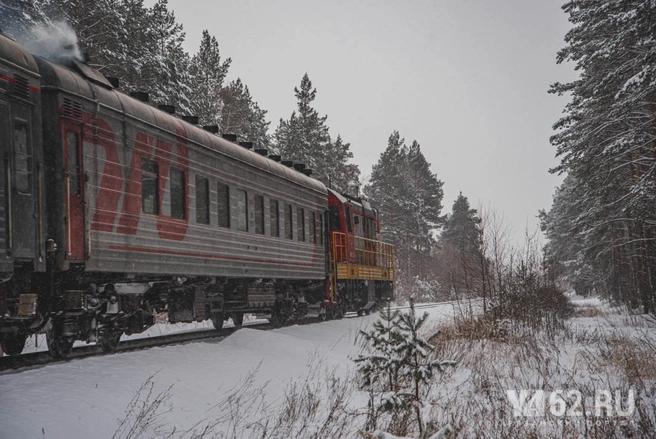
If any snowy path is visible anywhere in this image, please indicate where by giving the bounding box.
[0,303,458,439]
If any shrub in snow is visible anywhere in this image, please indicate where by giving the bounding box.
[355,298,455,438]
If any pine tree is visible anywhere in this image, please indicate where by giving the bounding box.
[355,299,455,437]
[142,0,190,111]
[187,30,231,128]
[274,73,360,191]
[364,132,444,298]
[219,78,271,148]
[0,0,51,40]
[440,193,482,255]
[547,0,656,313]
[434,193,484,301]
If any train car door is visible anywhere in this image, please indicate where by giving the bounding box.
[62,121,85,260]
[0,99,10,266]
[6,102,38,260]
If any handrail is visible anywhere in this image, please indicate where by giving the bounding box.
[65,172,71,258]
[5,156,12,251]
[330,232,395,269]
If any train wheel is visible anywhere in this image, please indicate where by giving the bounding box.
[0,333,27,356]
[211,312,224,330]
[47,329,74,359]
[232,313,244,328]
[319,309,327,321]
[99,331,122,353]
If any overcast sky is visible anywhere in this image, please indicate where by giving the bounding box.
[161,0,575,241]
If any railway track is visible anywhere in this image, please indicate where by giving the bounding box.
[0,301,460,374]
[0,320,274,373]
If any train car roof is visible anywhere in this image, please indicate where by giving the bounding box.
[0,34,39,75]
[328,188,374,214]
[35,56,328,196]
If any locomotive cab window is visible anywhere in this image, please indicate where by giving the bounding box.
[195,175,209,225]
[270,199,279,237]
[141,158,159,214]
[237,189,248,232]
[328,206,340,232]
[345,206,353,233]
[285,203,293,240]
[255,194,264,234]
[217,182,230,228]
[297,207,305,242]
[318,213,324,245]
[170,167,186,220]
[14,122,31,193]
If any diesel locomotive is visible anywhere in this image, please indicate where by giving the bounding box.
[0,32,394,358]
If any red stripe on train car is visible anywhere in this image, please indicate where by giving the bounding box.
[0,73,41,94]
[107,245,320,267]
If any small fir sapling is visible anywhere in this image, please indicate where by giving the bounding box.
[355,298,455,438]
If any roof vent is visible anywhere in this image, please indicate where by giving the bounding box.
[107,77,119,88]
[239,141,253,150]
[63,97,82,121]
[255,148,268,156]
[130,91,149,102]
[12,74,29,99]
[71,59,114,88]
[269,155,281,162]
[158,104,175,115]
[222,133,238,142]
[293,163,306,172]
[302,169,313,176]
[203,125,219,134]
[181,115,198,124]
[282,160,294,168]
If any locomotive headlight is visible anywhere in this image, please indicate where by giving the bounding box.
[88,297,100,308]
[109,295,118,304]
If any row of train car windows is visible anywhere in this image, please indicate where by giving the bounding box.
[141,157,322,244]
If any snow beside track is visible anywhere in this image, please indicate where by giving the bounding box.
[0,303,458,438]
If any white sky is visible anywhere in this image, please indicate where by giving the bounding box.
[161,0,575,241]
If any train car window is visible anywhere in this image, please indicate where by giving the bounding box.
[237,189,248,232]
[141,158,159,214]
[270,200,279,237]
[254,194,264,234]
[328,206,340,231]
[195,175,209,225]
[345,206,353,233]
[217,182,230,228]
[297,207,305,242]
[309,211,316,244]
[170,167,186,220]
[285,204,293,239]
[318,213,324,245]
[14,122,31,193]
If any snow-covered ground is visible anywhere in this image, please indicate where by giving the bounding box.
[3,297,653,438]
[0,303,459,438]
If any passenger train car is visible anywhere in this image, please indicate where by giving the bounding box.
[0,32,394,358]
